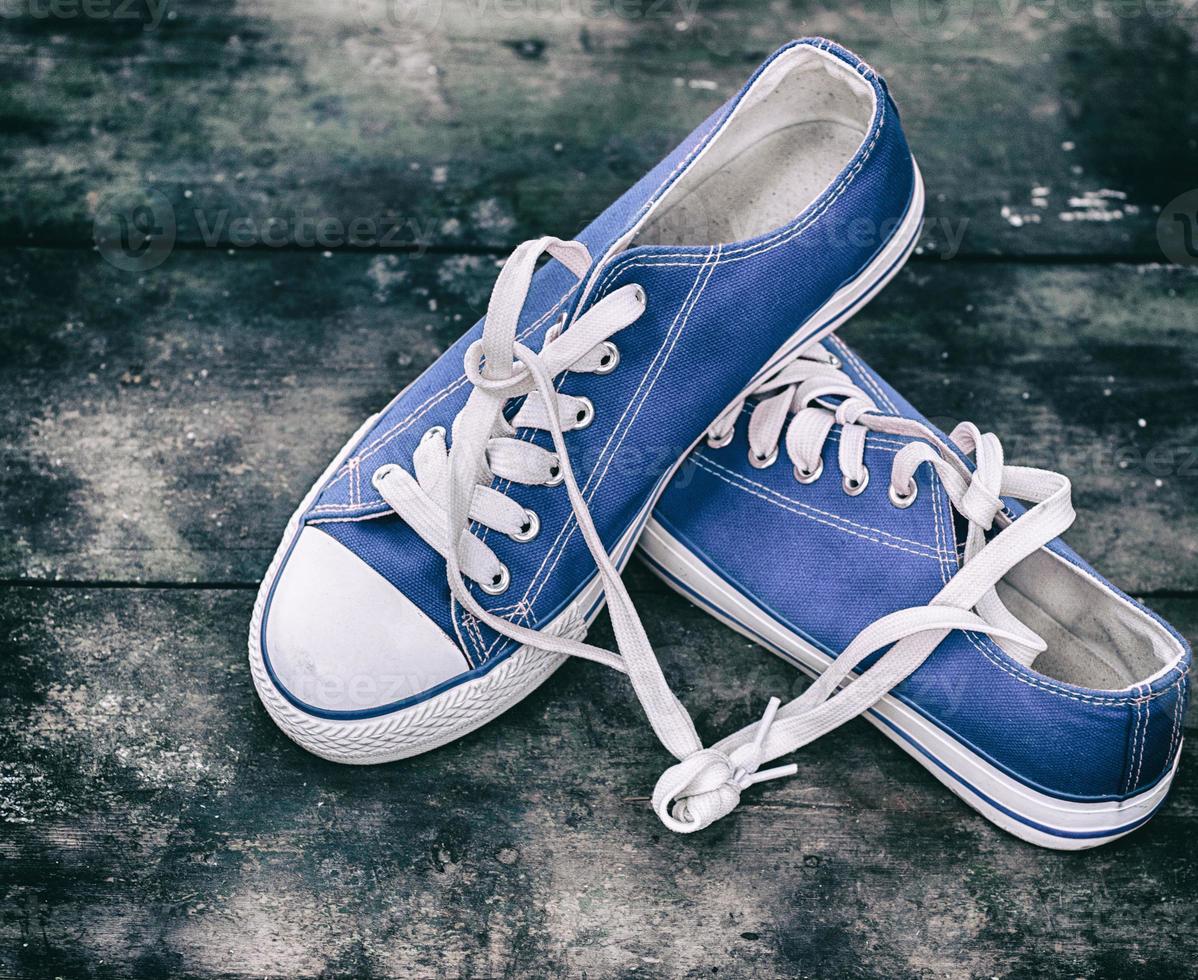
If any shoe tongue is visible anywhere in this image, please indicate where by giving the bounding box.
[950,509,970,565]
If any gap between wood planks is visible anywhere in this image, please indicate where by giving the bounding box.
[0,238,1180,267]
[4,579,1198,602]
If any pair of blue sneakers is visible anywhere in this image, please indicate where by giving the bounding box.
[250,39,1190,849]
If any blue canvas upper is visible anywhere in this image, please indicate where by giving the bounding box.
[260,39,920,717]
[650,333,1192,803]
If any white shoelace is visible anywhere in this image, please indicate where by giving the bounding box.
[652,346,1075,832]
[374,237,710,768]
[374,238,1076,836]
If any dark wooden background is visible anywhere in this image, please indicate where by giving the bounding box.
[2,2,1197,977]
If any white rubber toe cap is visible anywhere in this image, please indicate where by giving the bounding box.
[262,527,469,714]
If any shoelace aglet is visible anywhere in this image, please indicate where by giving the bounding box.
[733,696,796,788]
[751,695,785,753]
[740,762,798,788]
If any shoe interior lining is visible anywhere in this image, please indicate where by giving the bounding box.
[632,46,875,248]
[998,549,1183,691]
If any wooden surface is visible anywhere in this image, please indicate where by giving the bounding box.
[1,2,1197,978]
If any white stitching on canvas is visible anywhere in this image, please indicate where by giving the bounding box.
[466,248,717,655]
[515,249,717,616]
[959,628,1189,707]
[1125,687,1144,794]
[1167,678,1184,767]
[831,337,898,414]
[583,251,723,507]
[694,452,948,555]
[1133,683,1150,791]
[928,471,955,586]
[1122,690,1139,794]
[691,456,947,563]
[498,272,708,641]
[506,248,721,647]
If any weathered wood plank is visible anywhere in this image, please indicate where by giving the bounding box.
[1,585,1195,979]
[1,0,1194,257]
[2,248,1195,592]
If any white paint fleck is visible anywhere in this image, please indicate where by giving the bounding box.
[367,254,408,302]
[1001,204,1041,227]
[471,198,516,235]
[1059,189,1132,222]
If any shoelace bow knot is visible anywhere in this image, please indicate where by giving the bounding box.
[653,697,798,833]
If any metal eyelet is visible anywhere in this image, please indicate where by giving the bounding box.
[510,509,540,542]
[748,446,779,469]
[632,284,647,307]
[546,312,568,343]
[572,396,595,430]
[843,467,870,497]
[827,353,843,370]
[706,428,734,450]
[793,458,824,484]
[545,457,565,486]
[481,564,510,595]
[889,480,919,509]
[593,341,620,375]
[370,463,398,489]
[420,425,446,445]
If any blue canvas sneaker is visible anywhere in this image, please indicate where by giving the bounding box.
[640,335,1191,849]
[249,39,924,769]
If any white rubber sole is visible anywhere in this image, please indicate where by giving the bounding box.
[248,163,926,766]
[638,519,1180,850]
